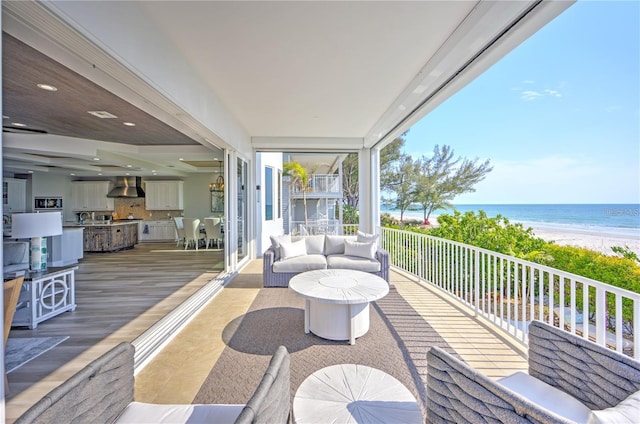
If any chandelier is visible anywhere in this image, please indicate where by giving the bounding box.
[209,160,225,192]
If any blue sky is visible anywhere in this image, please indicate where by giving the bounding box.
[403,1,639,205]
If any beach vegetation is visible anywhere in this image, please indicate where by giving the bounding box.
[611,245,640,264]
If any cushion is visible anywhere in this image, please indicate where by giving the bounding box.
[272,254,327,273]
[115,402,244,424]
[303,235,326,255]
[269,234,291,261]
[357,231,379,243]
[327,255,381,273]
[324,235,357,255]
[344,239,377,260]
[497,372,591,423]
[280,239,307,260]
[3,242,28,266]
[589,390,640,424]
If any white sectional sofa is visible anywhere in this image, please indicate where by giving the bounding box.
[263,233,390,287]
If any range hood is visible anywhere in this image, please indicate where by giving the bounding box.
[107,176,145,198]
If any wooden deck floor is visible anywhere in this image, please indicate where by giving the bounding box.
[5,242,224,421]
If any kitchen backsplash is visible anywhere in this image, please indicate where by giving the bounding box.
[113,198,182,220]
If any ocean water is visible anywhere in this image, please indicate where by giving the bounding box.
[381,204,640,237]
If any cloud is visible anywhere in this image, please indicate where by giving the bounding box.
[514,82,563,101]
[543,89,561,98]
[521,90,543,101]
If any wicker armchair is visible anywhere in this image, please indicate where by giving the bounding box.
[427,320,640,424]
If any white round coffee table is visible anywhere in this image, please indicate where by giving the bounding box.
[293,364,422,423]
[289,269,389,345]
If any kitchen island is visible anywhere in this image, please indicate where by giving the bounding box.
[66,221,139,252]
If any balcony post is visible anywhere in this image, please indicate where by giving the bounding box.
[474,248,480,317]
[595,287,606,345]
[358,148,380,234]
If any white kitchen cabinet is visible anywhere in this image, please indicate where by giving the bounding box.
[144,181,184,210]
[71,181,114,211]
[139,220,176,242]
[3,178,27,213]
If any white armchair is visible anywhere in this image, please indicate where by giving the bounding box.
[172,217,185,247]
[204,217,223,249]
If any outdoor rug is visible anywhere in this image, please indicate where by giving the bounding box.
[5,336,69,373]
[193,285,456,417]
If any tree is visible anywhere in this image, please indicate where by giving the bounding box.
[414,145,492,222]
[342,153,359,207]
[380,135,407,193]
[283,161,311,224]
[385,154,418,223]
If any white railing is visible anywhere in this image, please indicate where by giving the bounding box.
[291,174,340,195]
[381,227,640,359]
[291,221,358,236]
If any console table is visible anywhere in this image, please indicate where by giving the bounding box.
[11,266,78,329]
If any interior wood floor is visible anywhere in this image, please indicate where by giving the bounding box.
[5,241,224,419]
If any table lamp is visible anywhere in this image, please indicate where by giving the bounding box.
[11,211,63,272]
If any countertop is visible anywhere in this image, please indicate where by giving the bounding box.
[64,220,141,228]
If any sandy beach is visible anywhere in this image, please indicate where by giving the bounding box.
[529,224,640,257]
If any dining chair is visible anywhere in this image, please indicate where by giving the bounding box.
[204,217,223,249]
[183,218,205,250]
[173,217,185,247]
[4,275,25,393]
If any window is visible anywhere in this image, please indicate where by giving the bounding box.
[265,166,273,221]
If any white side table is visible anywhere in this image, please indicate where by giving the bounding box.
[289,269,389,345]
[293,364,422,424]
[11,266,78,329]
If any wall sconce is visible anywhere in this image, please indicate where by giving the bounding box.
[209,160,225,192]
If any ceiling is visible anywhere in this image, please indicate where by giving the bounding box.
[1,1,573,177]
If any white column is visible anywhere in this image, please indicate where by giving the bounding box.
[358,148,372,233]
[338,156,344,234]
[358,148,381,234]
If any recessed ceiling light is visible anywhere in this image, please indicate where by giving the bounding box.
[179,158,184,161]
[11,122,26,127]
[125,172,130,176]
[93,157,100,161]
[98,173,103,176]
[123,122,136,127]
[27,170,34,173]
[37,83,58,91]
[151,170,156,173]
[87,111,117,119]
[3,115,9,119]
[126,164,133,168]
[70,173,76,176]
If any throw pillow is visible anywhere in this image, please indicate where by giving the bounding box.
[344,239,377,259]
[589,390,640,424]
[270,234,291,261]
[325,235,356,255]
[280,239,307,260]
[304,235,326,255]
[357,230,379,244]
